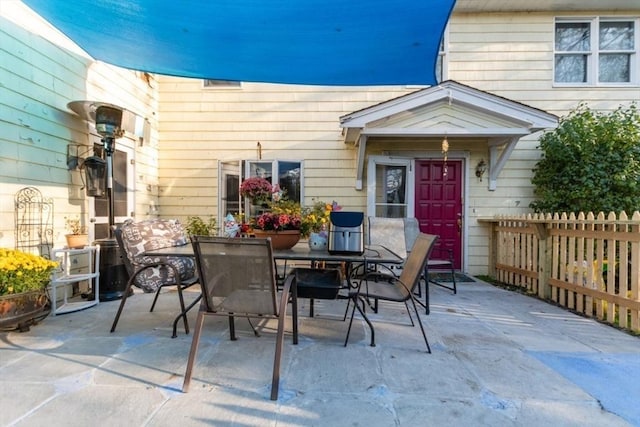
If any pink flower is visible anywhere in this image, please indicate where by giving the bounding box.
[240,177,272,200]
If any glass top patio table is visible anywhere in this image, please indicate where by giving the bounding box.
[143,241,403,347]
[143,242,403,265]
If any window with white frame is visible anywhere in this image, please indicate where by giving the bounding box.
[555,18,637,85]
[245,160,302,215]
[367,156,414,218]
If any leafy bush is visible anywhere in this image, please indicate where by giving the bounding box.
[185,216,218,236]
[530,103,640,213]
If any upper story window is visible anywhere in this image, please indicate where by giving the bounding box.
[203,79,241,88]
[555,18,637,85]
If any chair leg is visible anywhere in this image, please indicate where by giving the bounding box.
[182,307,206,392]
[344,296,358,347]
[176,282,189,335]
[149,287,162,312]
[272,275,293,400]
[410,296,431,353]
[414,277,430,315]
[404,301,415,326]
[450,265,457,294]
[344,296,376,347]
[110,277,136,333]
[172,293,202,339]
[228,315,237,340]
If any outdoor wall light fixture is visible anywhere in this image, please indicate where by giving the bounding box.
[66,144,107,197]
[82,155,107,197]
[475,159,487,181]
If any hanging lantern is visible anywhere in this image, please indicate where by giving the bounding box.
[441,136,449,177]
[83,156,107,197]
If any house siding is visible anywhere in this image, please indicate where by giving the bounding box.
[0,3,158,249]
[157,79,416,217]
[446,10,640,274]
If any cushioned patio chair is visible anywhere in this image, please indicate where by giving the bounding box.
[182,236,295,401]
[110,218,199,338]
[345,232,436,352]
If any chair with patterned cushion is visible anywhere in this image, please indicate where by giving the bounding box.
[110,218,199,338]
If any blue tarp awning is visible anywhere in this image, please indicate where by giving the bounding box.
[22,0,456,86]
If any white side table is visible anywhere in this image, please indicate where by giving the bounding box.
[50,246,100,315]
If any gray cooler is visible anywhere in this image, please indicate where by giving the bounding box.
[327,211,364,255]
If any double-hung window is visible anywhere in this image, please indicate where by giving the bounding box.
[555,18,637,85]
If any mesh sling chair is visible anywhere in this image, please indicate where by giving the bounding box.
[111,219,199,338]
[344,217,409,316]
[404,218,457,315]
[182,236,295,401]
[344,233,436,352]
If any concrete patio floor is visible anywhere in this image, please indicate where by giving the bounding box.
[1,278,639,426]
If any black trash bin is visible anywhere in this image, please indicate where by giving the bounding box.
[94,238,130,301]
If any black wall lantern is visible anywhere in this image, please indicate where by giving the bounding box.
[83,155,107,197]
[475,159,487,181]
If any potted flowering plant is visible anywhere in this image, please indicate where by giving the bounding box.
[64,216,89,248]
[301,200,341,250]
[301,200,341,236]
[252,199,303,249]
[240,177,273,204]
[0,248,58,331]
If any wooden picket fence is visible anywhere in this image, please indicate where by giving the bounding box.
[485,212,640,333]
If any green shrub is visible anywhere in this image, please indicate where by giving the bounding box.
[185,216,218,236]
[530,103,640,213]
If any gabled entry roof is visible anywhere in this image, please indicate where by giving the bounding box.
[340,80,558,190]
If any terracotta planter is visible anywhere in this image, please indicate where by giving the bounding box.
[65,234,88,249]
[253,229,301,250]
[0,290,50,332]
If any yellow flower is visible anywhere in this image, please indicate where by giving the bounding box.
[0,248,58,296]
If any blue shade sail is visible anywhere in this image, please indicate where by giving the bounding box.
[22,0,456,86]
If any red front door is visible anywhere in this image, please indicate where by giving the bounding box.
[415,159,463,269]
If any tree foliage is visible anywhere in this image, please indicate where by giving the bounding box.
[530,103,640,214]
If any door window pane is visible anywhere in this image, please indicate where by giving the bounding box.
[375,164,407,218]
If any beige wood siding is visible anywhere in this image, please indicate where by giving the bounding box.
[446,10,640,273]
[157,78,416,218]
[0,3,158,248]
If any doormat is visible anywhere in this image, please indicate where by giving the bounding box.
[428,272,476,283]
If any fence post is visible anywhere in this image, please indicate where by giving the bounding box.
[536,214,551,299]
